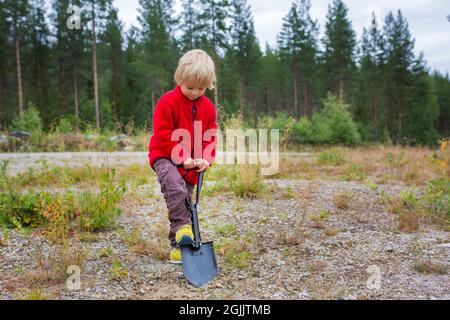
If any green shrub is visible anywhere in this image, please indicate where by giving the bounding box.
[423,176,449,224]
[293,117,313,144]
[0,168,126,233]
[271,112,296,147]
[11,105,43,134]
[310,113,333,143]
[0,191,49,228]
[11,104,44,145]
[320,94,361,145]
[77,168,126,231]
[55,117,74,134]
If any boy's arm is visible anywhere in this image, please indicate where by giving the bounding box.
[152,98,190,165]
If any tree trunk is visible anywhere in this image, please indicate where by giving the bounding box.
[92,0,100,129]
[0,62,4,124]
[73,63,79,122]
[265,85,270,115]
[387,96,393,143]
[62,64,68,114]
[239,74,244,119]
[398,93,403,145]
[212,52,219,108]
[112,47,118,120]
[151,90,156,113]
[339,62,344,101]
[293,73,298,119]
[14,17,23,114]
[303,85,309,118]
[373,94,379,141]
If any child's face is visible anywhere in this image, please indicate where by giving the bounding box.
[180,83,206,101]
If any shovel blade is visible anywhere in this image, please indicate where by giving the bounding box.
[181,242,218,287]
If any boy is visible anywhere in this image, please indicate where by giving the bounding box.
[148,49,218,264]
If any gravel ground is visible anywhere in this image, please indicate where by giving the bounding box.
[0,153,449,300]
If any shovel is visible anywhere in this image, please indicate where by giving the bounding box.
[180,170,219,287]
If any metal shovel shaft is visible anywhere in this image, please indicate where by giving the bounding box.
[191,171,204,249]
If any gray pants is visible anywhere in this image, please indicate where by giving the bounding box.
[153,158,194,247]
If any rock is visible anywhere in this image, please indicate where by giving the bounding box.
[437,243,450,248]
[297,290,310,298]
[10,131,30,140]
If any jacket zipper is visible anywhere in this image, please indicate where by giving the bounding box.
[192,102,196,159]
[182,102,197,179]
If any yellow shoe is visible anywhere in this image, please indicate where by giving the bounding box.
[175,224,194,246]
[170,247,182,264]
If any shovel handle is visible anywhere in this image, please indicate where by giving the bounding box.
[191,171,205,248]
[196,170,204,205]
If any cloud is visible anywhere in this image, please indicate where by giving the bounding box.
[113,0,449,73]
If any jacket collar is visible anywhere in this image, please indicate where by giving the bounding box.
[175,85,204,105]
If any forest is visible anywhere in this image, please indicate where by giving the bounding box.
[0,0,449,146]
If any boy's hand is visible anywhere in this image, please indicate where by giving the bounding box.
[183,157,195,169]
[193,158,210,172]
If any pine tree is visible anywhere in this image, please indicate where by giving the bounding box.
[383,10,415,144]
[4,0,29,115]
[356,12,386,141]
[51,0,86,126]
[278,0,319,118]
[0,1,10,126]
[197,0,231,108]
[229,0,261,119]
[138,0,178,111]
[178,0,202,52]
[25,0,52,125]
[81,0,113,129]
[404,54,439,145]
[260,45,286,116]
[122,27,149,127]
[322,0,356,101]
[101,5,124,122]
[432,71,450,137]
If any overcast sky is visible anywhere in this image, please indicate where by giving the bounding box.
[68,0,450,74]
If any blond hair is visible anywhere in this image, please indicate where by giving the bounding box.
[174,49,216,90]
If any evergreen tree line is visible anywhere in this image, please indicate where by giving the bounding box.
[0,0,448,145]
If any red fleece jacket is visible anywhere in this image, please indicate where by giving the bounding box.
[148,85,218,185]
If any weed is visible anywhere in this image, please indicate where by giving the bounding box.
[215,223,237,236]
[413,261,448,275]
[333,191,353,210]
[229,165,266,198]
[97,247,114,258]
[316,148,346,166]
[109,258,129,280]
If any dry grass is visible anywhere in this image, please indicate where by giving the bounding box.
[306,260,328,272]
[413,261,448,275]
[274,145,442,187]
[24,241,88,287]
[231,165,266,198]
[324,227,339,237]
[120,224,168,261]
[333,191,353,210]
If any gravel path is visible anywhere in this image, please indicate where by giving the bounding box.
[0,153,449,300]
[0,151,311,175]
